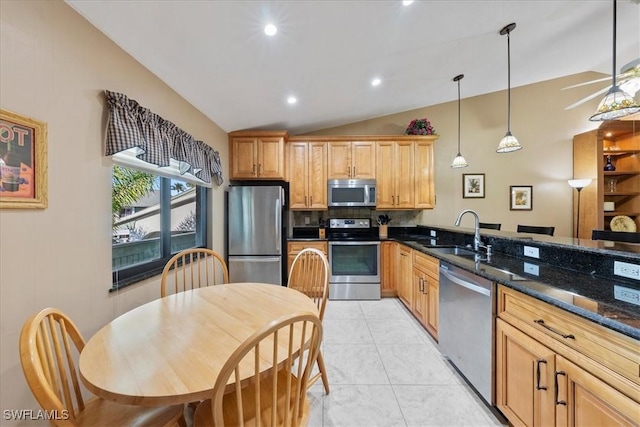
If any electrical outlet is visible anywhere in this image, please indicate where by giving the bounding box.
[304,216,310,225]
[523,262,539,276]
[614,261,640,281]
[523,246,539,259]
[430,230,437,237]
[614,285,640,306]
[430,239,437,246]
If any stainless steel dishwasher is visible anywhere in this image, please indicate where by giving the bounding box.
[439,261,495,406]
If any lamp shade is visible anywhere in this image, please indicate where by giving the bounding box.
[589,86,640,121]
[451,153,468,168]
[496,131,522,153]
[568,178,592,189]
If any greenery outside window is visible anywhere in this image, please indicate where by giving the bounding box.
[111,165,208,290]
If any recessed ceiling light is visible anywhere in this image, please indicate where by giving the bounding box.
[402,1,414,6]
[287,96,297,104]
[264,24,277,36]
[371,78,382,87]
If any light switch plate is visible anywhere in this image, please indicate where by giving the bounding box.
[524,246,540,259]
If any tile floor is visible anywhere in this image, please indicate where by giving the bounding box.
[306,298,508,427]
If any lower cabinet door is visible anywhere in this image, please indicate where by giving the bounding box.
[496,319,556,427]
[555,355,640,427]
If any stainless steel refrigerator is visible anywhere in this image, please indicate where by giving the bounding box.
[227,183,288,285]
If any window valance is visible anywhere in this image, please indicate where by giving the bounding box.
[104,90,223,186]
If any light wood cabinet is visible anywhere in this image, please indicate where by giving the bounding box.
[287,241,328,276]
[555,355,639,427]
[229,130,287,180]
[496,285,640,427]
[327,140,376,179]
[376,140,415,209]
[397,245,413,308]
[572,120,639,237]
[496,318,556,427]
[414,139,436,209]
[288,139,327,210]
[380,241,398,297]
[412,251,439,339]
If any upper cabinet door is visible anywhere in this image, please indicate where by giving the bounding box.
[414,140,435,209]
[231,137,259,179]
[307,142,327,209]
[375,141,395,209]
[351,141,376,179]
[288,142,308,210]
[257,137,285,179]
[327,141,352,179]
[394,140,414,209]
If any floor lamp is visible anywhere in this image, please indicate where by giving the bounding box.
[568,179,592,238]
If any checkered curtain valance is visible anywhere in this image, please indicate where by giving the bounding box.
[104,90,223,185]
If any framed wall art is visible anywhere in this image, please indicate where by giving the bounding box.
[510,185,532,211]
[462,173,485,198]
[0,109,48,209]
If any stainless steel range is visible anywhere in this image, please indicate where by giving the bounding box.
[327,218,381,300]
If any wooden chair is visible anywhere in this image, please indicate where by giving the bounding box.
[193,312,323,427]
[517,225,555,236]
[479,222,501,230]
[287,248,330,394]
[19,307,185,427]
[592,230,640,244]
[160,248,229,297]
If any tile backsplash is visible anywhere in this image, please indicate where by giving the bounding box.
[291,209,421,227]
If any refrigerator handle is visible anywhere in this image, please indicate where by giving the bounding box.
[275,199,281,252]
[281,187,285,207]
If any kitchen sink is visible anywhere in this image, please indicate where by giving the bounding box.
[430,246,478,257]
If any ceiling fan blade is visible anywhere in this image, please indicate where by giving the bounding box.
[562,76,614,90]
[564,86,611,110]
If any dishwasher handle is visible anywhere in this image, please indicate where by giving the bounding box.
[440,268,491,297]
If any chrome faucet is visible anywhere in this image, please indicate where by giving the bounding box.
[454,209,492,256]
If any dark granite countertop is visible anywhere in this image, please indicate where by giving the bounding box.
[387,226,639,341]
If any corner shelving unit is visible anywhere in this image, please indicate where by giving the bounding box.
[573,120,639,239]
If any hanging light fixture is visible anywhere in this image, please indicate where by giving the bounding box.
[496,23,522,153]
[590,0,640,121]
[451,74,469,168]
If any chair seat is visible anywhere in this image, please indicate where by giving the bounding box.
[74,397,184,427]
[194,370,310,427]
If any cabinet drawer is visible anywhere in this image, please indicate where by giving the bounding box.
[413,251,438,279]
[498,285,640,387]
[287,241,327,254]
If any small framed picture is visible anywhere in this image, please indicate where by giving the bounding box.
[462,173,485,198]
[510,185,533,210]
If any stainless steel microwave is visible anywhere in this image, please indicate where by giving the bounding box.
[327,179,376,207]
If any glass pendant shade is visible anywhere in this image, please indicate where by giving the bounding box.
[590,0,640,121]
[589,86,640,121]
[451,153,468,168]
[496,131,522,153]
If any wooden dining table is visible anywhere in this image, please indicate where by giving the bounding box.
[79,283,319,406]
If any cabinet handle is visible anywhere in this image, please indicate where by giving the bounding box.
[348,166,351,177]
[309,196,312,205]
[419,278,424,292]
[258,164,262,175]
[534,319,575,339]
[252,164,256,175]
[305,196,308,206]
[536,359,548,390]
[554,371,566,406]
[392,195,395,205]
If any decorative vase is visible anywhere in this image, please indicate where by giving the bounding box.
[604,155,616,171]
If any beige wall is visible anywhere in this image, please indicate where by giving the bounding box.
[306,73,605,235]
[0,1,228,422]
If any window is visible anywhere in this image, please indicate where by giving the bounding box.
[111,165,208,290]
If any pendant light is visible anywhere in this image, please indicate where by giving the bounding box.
[496,23,522,153]
[590,0,640,121]
[451,74,469,168]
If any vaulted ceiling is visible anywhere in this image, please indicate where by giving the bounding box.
[66,0,640,134]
